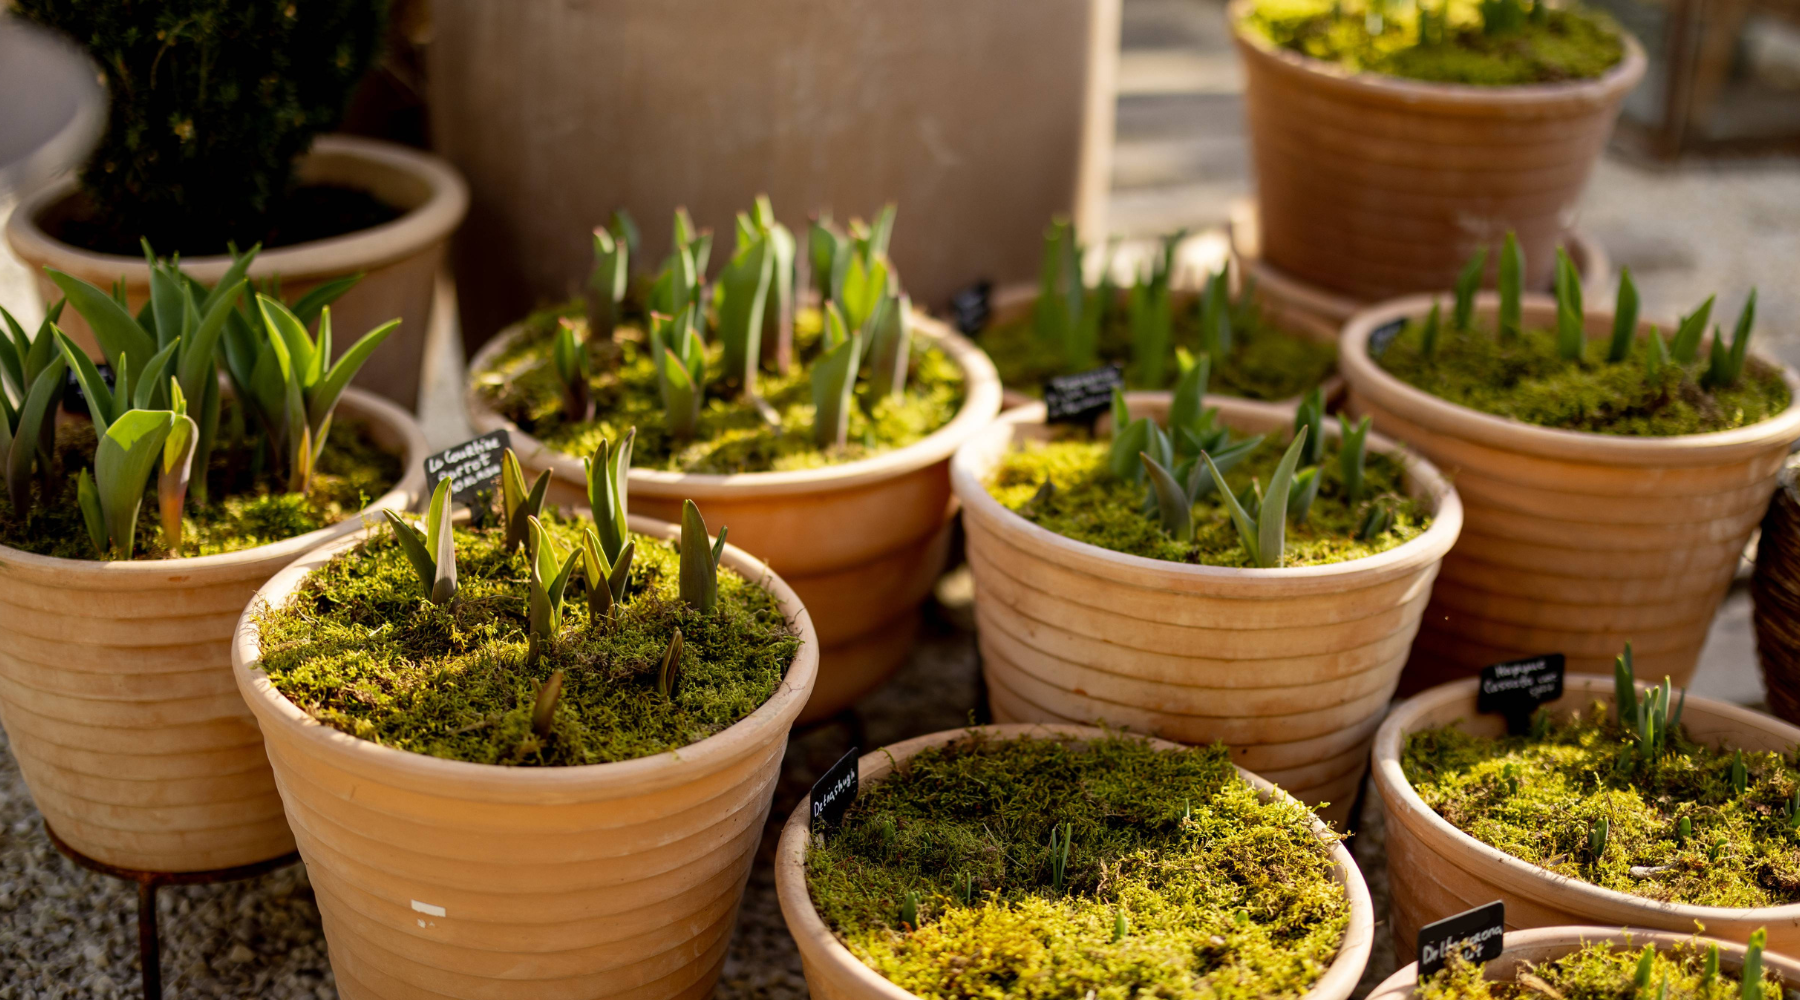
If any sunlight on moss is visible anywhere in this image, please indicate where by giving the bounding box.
[1419,934,1765,1000]
[806,733,1349,1000]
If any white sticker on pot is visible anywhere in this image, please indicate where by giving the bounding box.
[411,899,447,918]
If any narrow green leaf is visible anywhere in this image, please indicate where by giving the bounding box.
[810,327,861,449]
[1609,267,1639,362]
[1257,427,1309,568]
[77,468,106,556]
[383,509,437,595]
[1498,232,1523,342]
[585,429,634,564]
[46,268,156,368]
[55,330,117,431]
[1453,247,1488,330]
[1203,450,1259,566]
[95,409,174,556]
[291,274,363,327]
[680,499,719,612]
[1141,452,1194,541]
[1670,295,1714,363]
[310,319,398,431]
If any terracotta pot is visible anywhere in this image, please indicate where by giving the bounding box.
[5,134,469,410]
[984,281,1344,412]
[1373,674,1800,958]
[1227,200,1612,328]
[232,513,817,1000]
[1751,461,1800,727]
[774,722,1375,1000]
[1367,925,1800,1000]
[1340,293,1800,692]
[425,0,1120,350]
[951,394,1462,828]
[0,389,427,873]
[1230,1,1644,304]
[465,311,1003,723]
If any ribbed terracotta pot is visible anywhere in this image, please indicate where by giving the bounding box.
[5,134,469,409]
[1230,0,1645,303]
[466,312,1002,723]
[1367,926,1800,1000]
[1373,674,1800,958]
[775,723,1375,1000]
[0,388,427,873]
[984,281,1343,412]
[952,394,1462,828]
[232,513,819,1000]
[1341,293,1800,692]
[1226,200,1613,327]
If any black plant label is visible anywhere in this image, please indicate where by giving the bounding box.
[1369,318,1406,357]
[1044,364,1125,425]
[1417,900,1505,980]
[949,280,993,335]
[424,429,511,509]
[1478,653,1565,735]
[811,746,861,838]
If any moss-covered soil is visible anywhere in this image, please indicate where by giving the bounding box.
[805,733,1349,1000]
[1241,0,1626,85]
[254,511,799,766]
[1418,936,1764,1000]
[1405,703,1800,908]
[473,303,964,474]
[1374,320,1791,435]
[0,412,400,560]
[986,429,1429,567]
[980,293,1335,402]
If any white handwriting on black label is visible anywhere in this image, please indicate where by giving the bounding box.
[1420,924,1503,967]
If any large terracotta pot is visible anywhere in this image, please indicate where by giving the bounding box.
[1226,200,1613,328]
[426,0,1120,350]
[951,394,1462,828]
[984,281,1344,412]
[5,134,468,410]
[1341,293,1800,692]
[1373,674,1800,958]
[232,513,819,1000]
[1367,926,1800,1000]
[466,312,1003,723]
[0,389,427,873]
[774,723,1375,1000]
[1230,0,1645,304]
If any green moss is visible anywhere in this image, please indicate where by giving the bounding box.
[253,511,798,766]
[981,293,1336,402]
[1419,936,1763,1000]
[1375,320,1791,435]
[1240,0,1626,85]
[0,412,400,560]
[985,430,1429,568]
[472,303,964,474]
[1404,703,1800,908]
[805,733,1350,1000]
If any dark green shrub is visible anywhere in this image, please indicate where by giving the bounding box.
[16,0,389,255]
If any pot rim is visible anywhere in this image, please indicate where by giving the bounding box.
[1226,0,1648,111]
[1372,674,1800,924]
[4,134,469,282]
[464,308,1004,499]
[1366,925,1800,1000]
[230,511,820,800]
[949,393,1464,591]
[0,386,427,582]
[1339,292,1800,465]
[773,722,1375,1000]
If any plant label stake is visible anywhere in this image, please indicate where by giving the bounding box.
[1417,900,1506,980]
[810,746,860,838]
[1369,318,1407,357]
[424,429,511,524]
[1043,364,1125,426]
[1478,653,1565,734]
[949,279,993,335]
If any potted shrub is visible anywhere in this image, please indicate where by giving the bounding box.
[0,254,425,872]
[465,200,1002,721]
[6,1,468,409]
[1339,239,1800,690]
[1373,652,1800,957]
[1230,0,1645,305]
[231,471,817,998]
[951,364,1462,827]
[1367,926,1796,1000]
[981,220,1340,410]
[775,723,1374,1000]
